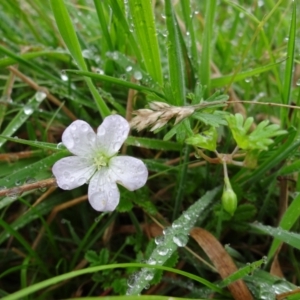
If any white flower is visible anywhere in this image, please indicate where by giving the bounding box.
[52,115,148,211]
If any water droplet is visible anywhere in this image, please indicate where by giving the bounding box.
[154,235,164,245]
[61,71,68,81]
[183,211,191,221]
[98,127,106,136]
[81,123,89,132]
[134,140,141,147]
[173,234,188,247]
[244,77,251,83]
[126,66,132,72]
[87,132,96,142]
[172,221,182,229]
[77,177,86,185]
[95,68,104,74]
[63,171,70,178]
[82,49,94,59]
[162,227,172,235]
[157,246,169,256]
[35,90,47,102]
[296,79,300,86]
[57,142,64,149]
[127,274,136,288]
[61,184,70,190]
[133,71,142,80]
[26,177,36,184]
[144,269,154,281]
[71,123,77,131]
[147,258,156,265]
[39,184,47,192]
[23,105,33,115]
[0,186,7,190]
[6,187,21,199]
[15,180,22,186]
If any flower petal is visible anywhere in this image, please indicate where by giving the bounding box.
[52,156,96,190]
[88,168,120,211]
[62,120,98,156]
[96,115,130,156]
[109,156,148,191]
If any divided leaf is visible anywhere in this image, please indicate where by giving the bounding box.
[186,126,217,151]
[226,113,286,150]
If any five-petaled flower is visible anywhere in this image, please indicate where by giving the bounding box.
[52,115,148,211]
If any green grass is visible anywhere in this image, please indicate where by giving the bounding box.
[0,0,300,299]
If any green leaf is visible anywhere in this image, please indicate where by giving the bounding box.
[232,204,257,222]
[237,127,299,186]
[226,113,286,150]
[85,250,99,265]
[117,190,133,213]
[192,111,228,127]
[186,126,217,151]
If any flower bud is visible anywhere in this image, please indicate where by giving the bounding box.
[222,187,237,216]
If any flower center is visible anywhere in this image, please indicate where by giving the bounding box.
[93,152,109,170]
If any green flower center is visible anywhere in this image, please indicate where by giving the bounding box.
[93,152,109,170]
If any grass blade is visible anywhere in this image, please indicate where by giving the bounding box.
[200,0,217,96]
[267,192,300,260]
[165,0,185,106]
[280,1,297,126]
[49,0,110,117]
[129,0,163,85]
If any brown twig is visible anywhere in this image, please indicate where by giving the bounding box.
[0,178,57,198]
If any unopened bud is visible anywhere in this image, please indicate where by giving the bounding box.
[222,187,237,216]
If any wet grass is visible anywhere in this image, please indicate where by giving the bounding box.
[0,0,300,299]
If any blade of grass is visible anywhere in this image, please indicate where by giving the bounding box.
[0,93,46,148]
[250,222,300,253]
[108,0,144,67]
[200,0,217,96]
[126,136,182,151]
[211,60,285,88]
[49,0,110,118]
[180,1,198,70]
[267,192,300,260]
[128,0,163,85]
[0,218,50,276]
[65,70,165,98]
[172,145,190,220]
[280,1,296,126]
[1,263,225,300]
[165,0,185,106]
[93,0,114,51]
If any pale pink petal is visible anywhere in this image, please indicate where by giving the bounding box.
[52,156,96,190]
[62,120,98,156]
[109,156,148,191]
[96,115,130,156]
[88,168,120,211]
